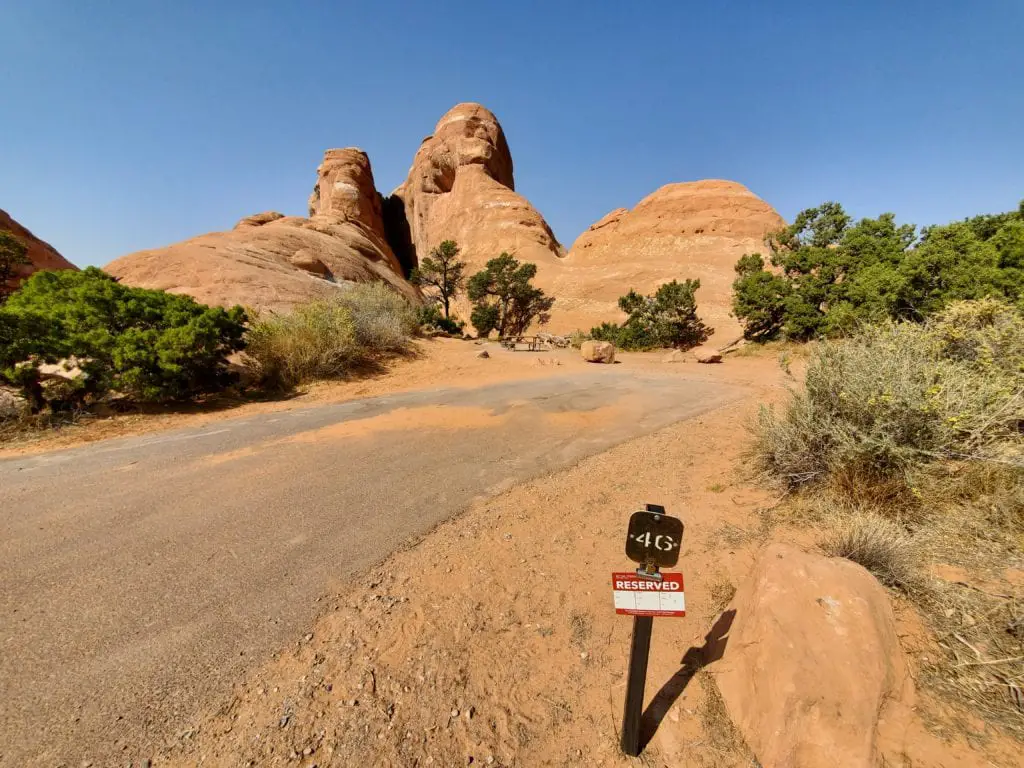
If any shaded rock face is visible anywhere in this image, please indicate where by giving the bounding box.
[392,103,563,286]
[715,544,914,768]
[547,181,784,341]
[1,209,77,291]
[106,149,417,313]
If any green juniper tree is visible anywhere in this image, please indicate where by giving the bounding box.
[467,253,554,337]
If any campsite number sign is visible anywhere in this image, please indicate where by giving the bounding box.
[617,503,686,758]
[624,504,683,568]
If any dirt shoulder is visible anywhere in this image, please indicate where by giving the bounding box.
[149,356,790,767]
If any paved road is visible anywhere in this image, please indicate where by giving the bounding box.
[0,369,746,765]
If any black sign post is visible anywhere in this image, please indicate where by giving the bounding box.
[620,503,685,757]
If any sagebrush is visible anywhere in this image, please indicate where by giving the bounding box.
[245,284,417,389]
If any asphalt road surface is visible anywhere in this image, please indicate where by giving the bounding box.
[0,369,746,765]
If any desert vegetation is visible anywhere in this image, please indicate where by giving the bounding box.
[0,270,424,437]
[245,282,419,390]
[467,252,554,338]
[751,299,1024,736]
[410,240,466,335]
[733,202,1024,341]
[0,230,31,302]
[0,267,247,415]
[590,279,712,351]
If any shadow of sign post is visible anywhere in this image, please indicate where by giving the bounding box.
[638,608,736,750]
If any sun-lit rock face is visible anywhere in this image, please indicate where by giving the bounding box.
[1,209,77,292]
[106,149,417,312]
[548,180,785,340]
[390,103,563,280]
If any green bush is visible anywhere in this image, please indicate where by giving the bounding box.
[590,280,712,350]
[245,283,418,390]
[417,304,465,336]
[733,201,1024,341]
[752,300,1024,495]
[0,231,31,302]
[0,268,247,410]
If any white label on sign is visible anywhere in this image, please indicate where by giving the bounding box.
[611,572,686,617]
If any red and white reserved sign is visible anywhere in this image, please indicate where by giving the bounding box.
[612,572,686,617]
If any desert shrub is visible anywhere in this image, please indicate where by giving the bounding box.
[467,253,554,337]
[245,301,358,389]
[418,304,465,336]
[245,284,418,390]
[0,268,246,410]
[336,282,418,353]
[590,280,712,350]
[819,510,921,591]
[752,300,1024,495]
[733,201,1024,341]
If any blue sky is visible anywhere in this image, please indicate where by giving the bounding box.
[2,1,1021,268]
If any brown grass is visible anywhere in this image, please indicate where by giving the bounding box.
[818,509,922,592]
[697,672,759,765]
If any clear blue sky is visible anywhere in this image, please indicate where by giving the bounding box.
[3,1,1021,268]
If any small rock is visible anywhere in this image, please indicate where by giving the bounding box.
[477,350,490,359]
[303,747,313,756]
[694,346,723,364]
[464,706,475,720]
[450,708,460,718]
[303,633,314,642]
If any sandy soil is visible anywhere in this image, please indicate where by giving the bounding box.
[142,351,1019,768]
[9,341,1017,766]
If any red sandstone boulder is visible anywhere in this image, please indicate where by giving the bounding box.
[716,544,913,767]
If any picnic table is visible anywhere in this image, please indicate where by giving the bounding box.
[499,335,545,351]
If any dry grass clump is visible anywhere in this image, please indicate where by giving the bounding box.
[818,509,922,592]
[696,672,760,766]
[751,300,1024,738]
[245,284,419,390]
[917,582,1024,739]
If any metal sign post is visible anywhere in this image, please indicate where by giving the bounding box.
[616,503,685,757]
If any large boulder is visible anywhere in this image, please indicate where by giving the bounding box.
[105,149,418,313]
[389,103,564,318]
[580,340,615,363]
[549,180,784,341]
[715,544,913,767]
[1,209,78,292]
